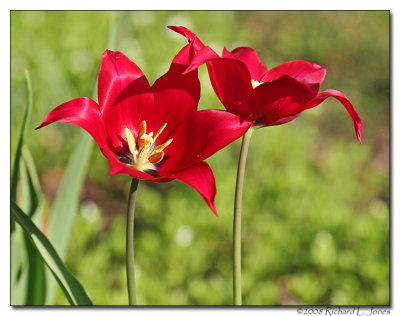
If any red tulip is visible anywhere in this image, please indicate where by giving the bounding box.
[36,41,252,215]
[169,26,363,143]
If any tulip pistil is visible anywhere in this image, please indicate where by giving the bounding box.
[124,121,172,171]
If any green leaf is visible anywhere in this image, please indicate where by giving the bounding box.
[10,70,39,305]
[24,234,47,305]
[11,201,93,306]
[20,146,42,217]
[19,147,47,305]
[11,69,33,230]
[48,132,93,258]
[45,132,93,304]
[11,227,28,305]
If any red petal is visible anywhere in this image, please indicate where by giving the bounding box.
[160,110,253,171]
[161,162,218,215]
[169,41,196,66]
[222,46,268,81]
[261,60,326,93]
[146,177,173,183]
[303,89,363,143]
[36,97,106,148]
[253,75,315,126]
[183,45,220,74]
[102,44,201,149]
[102,91,154,149]
[168,25,205,51]
[204,58,254,115]
[98,50,150,113]
[97,50,153,147]
[268,112,302,126]
[148,43,200,142]
[35,97,159,180]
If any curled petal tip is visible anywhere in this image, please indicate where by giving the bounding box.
[353,109,363,144]
[212,208,219,217]
[209,201,218,216]
[356,126,363,144]
[35,119,51,130]
[103,49,112,56]
[305,89,363,145]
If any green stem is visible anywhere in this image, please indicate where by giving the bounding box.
[126,177,139,305]
[233,128,253,305]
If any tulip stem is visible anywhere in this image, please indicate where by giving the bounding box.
[126,177,139,305]
[233,128,253,306]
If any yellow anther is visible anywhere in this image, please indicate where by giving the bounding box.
[139,120,146,136]
[251,79,262,89]
[124,128,137,159]
[138,120,147,147]
[153,138,173,153]
[148,151,164,164]
[153,122,167,141]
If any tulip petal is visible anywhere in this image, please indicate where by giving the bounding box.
[202,58,255,115]
[36,97,106,148]
[149,43,201,142]
[183,45,220,74]
[253,75,316,126]
[222,46,268,82]
[98,50,150,112]
[303,89,363,143]
[268,112,302,126]
[261,60,326,92]
[97,50,153,147]
[179,41,255,116]
[162,162,217,215]
[168,25,206,51]
[161,110,253,171]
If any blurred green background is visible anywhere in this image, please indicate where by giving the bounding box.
[11,11,389,305]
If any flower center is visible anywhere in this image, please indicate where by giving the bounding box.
[124,120,173,171]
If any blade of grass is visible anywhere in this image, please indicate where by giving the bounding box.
[45,132,93,304]
[19,148,47,305]
[10,69,35,305]
[20,146,41,217]
[11,227,28,305]
[11,201,93,306]
[11,69,33,230]
[24,234,47,305]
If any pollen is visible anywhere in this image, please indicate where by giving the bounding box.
[251,79,262,89]
[124,121,173,171]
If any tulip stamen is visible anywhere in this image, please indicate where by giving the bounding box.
[124,120,172,171]
[251,79,262,89]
